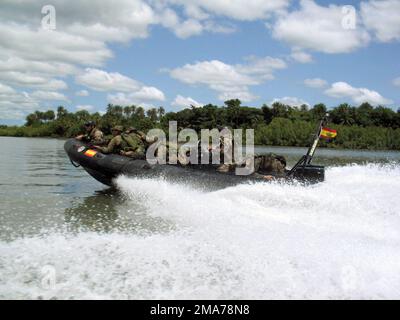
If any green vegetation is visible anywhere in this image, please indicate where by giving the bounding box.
[1,100,400,150]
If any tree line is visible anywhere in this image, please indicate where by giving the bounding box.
[1,99,400,150]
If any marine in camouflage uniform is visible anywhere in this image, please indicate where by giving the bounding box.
[221,153,287,180]
[76,121,105,145]
[252,153,287,177]
[96,126,128,154]
[120,127,146,159]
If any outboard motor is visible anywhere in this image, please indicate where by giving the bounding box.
[290,164,325,183]
[286,115,329,183]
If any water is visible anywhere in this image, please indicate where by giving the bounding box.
[1,137,400,299]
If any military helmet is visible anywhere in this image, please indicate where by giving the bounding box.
[111,125,124,132]
[84,120,95,127]
[126,126,137,133]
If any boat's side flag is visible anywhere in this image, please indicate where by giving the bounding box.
[320,127,337,139]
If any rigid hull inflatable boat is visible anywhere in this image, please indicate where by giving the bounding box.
[64,138,325,187]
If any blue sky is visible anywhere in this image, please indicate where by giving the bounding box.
[0,0,399,125]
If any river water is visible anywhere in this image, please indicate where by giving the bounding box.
[1,137,400,299]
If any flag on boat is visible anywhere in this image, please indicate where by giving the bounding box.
[84,149,97,157]
[320,127,337,139]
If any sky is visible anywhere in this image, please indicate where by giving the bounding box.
[0,0,399,125]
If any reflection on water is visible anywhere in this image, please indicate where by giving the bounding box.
[64,188,174,234]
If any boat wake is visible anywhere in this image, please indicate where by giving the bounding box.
[1,163,400,299]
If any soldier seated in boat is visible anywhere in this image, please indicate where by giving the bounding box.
[93,125,126,154]
[119,127,147,159]
[76,121,105,145]
[227,153,287,181]
[253,153,287,179]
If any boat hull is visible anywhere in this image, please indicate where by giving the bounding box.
[64,139,325,186]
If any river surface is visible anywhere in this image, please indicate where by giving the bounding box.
[1,137,400,299]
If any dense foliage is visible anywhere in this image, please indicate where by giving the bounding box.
[1,100,400,150]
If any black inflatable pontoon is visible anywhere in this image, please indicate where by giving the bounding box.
[64,138,325,186]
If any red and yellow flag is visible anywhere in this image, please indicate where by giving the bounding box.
[320,127,337,139]
[84,149,97,157]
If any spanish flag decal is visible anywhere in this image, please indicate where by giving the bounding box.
[84,149,97,157]
[320,127,337,139]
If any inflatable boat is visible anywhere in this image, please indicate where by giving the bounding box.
[64,138,325,186]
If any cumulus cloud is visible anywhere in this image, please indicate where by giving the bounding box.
[30,91,69,101]
[272,0,370,53]
[0,23,112,67]
[304,78,328,88]
[290,49,313,63]
[75,68,140,92]
[324,82,393,105]
[171,95,204,109]
[168,0,290,21]
[361,0,400,42]
[0,83,16,95]
[270,97,310,108]
[0,71,67,91]
[0,90,38,118]
[76,68,165,107]
[169,56,286,102]
[107,87,165,107]
[75,90,89,97]
[76,105,95,112]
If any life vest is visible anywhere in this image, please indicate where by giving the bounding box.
[255,153,287,174]
[121,133,144,152]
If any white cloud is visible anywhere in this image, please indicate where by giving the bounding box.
[157,8,235,39]
[270,97,310,107]
[361,0,400,42]
[169,56,286,102]
[0,83,16,95]
[0,91,40,120]
[0,71,67,90]
[304,78,328,88]
[393,77,400,87]
[75,90,89,97]
[324,82,393,105]
[129,86,166,102]
[0,1,161,121]
[172,19,204,39]
[0,23,112,67]
[0,1,156,43]
[0,57,78,77]
[30,91,69,101]
[76,68,140,92]
[107,87,165,107]
[290,49,313,63]
[169,0,290,21]
[76,105,95,112]
[0,84,68,120]
[272,0,370,53]
[171,95,204,109]
[76,68,165,107]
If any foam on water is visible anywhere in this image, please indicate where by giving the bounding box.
[1,164,400,299]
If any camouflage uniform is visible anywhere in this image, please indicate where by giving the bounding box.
[83,127,104,145]
[253,153,286,176]
[98,126,128,154]
[121,131,146,159]
[231,153,287,178]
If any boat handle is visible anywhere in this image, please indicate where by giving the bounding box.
[70,159,81,168]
